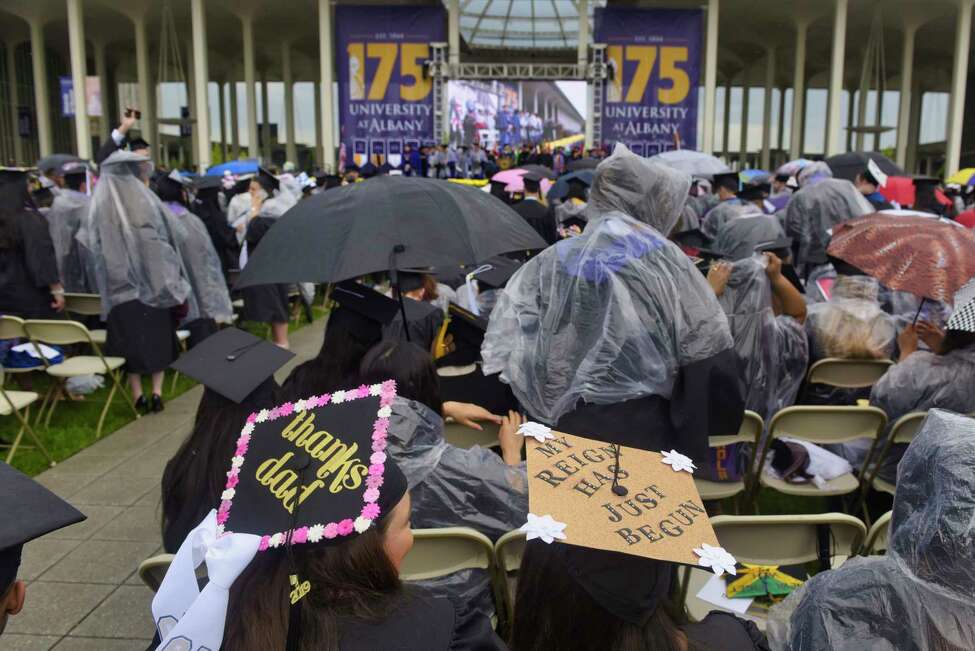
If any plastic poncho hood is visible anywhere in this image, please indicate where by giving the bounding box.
[583,143,692,235]
[47,188,96,292]
[805,276,895,361]
[76,151,191,318]
[768,409,975,651]
[784,178,872,267]
[482,210,733,424]
[713,213,787,261]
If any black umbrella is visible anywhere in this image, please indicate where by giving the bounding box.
[517,164,556,179]
[37,154,82,175]
[236,176,546,288]
[567,158,600,171]
[825,152,905,183]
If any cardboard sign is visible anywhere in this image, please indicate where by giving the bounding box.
[526,430,720,566]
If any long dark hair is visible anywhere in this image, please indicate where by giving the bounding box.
[0,179,32,250]
[358,340,443,415]
[510,542,691,651]
[280,309,382,402]
[939,329,975,355]
[160,384,275,552]
[222,520,401,650]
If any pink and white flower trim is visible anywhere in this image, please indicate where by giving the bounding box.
[217,380,398,550]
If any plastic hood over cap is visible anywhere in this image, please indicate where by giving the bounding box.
[584,143,692,235]
[482,210,733,424]
[76,150,191,319]
[768,409,975,651]
[713,213,787,260]
[701,200,761,241]
[805,275,895,361]
[796,161,833,187]
[784,178,872,267]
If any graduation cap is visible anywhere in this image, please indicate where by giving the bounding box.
[865,158,888,188]
[522,172,543,194]
[193,175,224,192]
[128,137,151,151]
[331,281,400,326]
[0,463,86,593]
[151,381,409,651]
[60,159,91,177]
[170,327,294,404]
[472,256,522,290]
[519,427,735,624]
[256,167,280,192]
[712,171,740,193]
[0,166,34,188]
[736,183,770,202]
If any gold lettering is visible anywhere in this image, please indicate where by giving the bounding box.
[281,413,313,442]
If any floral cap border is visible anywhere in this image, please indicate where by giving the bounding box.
[215,380,397,551]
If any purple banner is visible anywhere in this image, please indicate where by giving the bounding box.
[594,8,702,154]
[337,5,445,168]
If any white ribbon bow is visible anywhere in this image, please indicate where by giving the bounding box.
[152,510,261,651]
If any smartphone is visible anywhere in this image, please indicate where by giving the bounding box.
[124,107,142,120]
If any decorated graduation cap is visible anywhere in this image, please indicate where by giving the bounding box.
[516,425,735,623]
[0,463,86,594]
[170,327,294,404]
[151,380,408,651]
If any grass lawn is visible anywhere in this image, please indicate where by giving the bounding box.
[2,302,329,477]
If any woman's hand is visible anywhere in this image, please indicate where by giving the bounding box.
[707,261,732,297]
[898,324,919,360]
[916,320,946,353]
[764,252,783,280]
[498,410,525,465]
[442,401,503,431]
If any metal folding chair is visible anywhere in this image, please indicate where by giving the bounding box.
[0,367,54,466]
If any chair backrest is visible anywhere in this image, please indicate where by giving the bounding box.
[443,421,501,450]
[889,411,927,445]
[806,358,893,388]
[0,315,27,340]
[863,511,893,555]
[710,514,867,567]
[710,410,763,448]
[63,293,103,317]
[399,527,495,582]
[494,530,526,629]
[23,319,94,347]
[768,406,888,446]
[138,553,176,593]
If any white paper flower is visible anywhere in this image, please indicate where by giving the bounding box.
[377,406,392,418]
[519,513,567,544]
[220,488,236,501]
[518,421,555,443]
[256,409,270,423]
[661,449,696,474]
[294,399,307,412]
[269,532,285,548]
[307,524,325,543]
[241,422,255,436]
[693,543,737,577]
[332,390,347,403]
[231,455,245,469]
[354,516,372,533]
[369,383,383,396]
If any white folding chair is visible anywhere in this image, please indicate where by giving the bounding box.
[494,529,526,631]
[862,510,892,555]
[0,367,54,466]
[695,410,763,506]
[806,358,894,389]
[62,293,107,345]
[862,411,927,497]
[0,315,46,383]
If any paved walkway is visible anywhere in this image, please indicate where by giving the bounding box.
[2,318,326,651]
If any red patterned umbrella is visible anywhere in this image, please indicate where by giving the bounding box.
[826,213,975,302]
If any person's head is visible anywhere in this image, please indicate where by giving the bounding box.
[772,173,790,193]
[815,275,894,359]
[128,137,151,158]
[393,272,438,302]
[854,172,879,195]
[154,175,188,207]
[523,174,543,198]
[712,172,739,201]
[222,492,413,650]
[510,541,687,651]
[0,170,34,250]
[63,172,87,193]
[935,329,975,355]
[359,340,443,416]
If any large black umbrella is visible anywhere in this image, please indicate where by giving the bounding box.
[517,164,556,179]
[825,152,905,183]
[567,157,600,171]
[37,154,83,175]
[236,176,546,288]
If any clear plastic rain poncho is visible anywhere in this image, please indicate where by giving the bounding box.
[700,200,762,241]
[46,188,96,292]
[712,213,787,261]
[162,202,234,325]
[767,409,975,651]
[784,176,872,269]
[76,151,191,319]
[483,146,733,425]
[388,397,528,620]
[717,256,807,420]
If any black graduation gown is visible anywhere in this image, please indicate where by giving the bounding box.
[240,216,290,323]
[553,348,745,464]
[684,612,770,650]
[512,199,557,245]
[339,588,505,651]
[382,298,445,353]
[106,300,179,374]
[0,210,60,319]
[191,193,239,275]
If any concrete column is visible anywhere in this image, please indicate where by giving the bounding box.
[66,0,91,159]
[260,72,270,162]
[230,81,239,158]
[945,0,973,176]
[93,40,109,140]
[846,88,855,152]
[579,0,592,148]
[872,86,884,151]
[6,41,24,165]
[314,75,323,166]
[29,20,53,157]
[282,41,297,165]
[739,84,749,168]
[789,21,807,159]
[702,0,719,154]
[133,14,156,150]
[722,81,732,159]
[855,79,869,151]
[186,38,199,169]
[241,14,259,159]
[895,24,918,168]
[825,0,848,156]
[777,86,786,154]
[761,48,775,169]
[448,0,460,67]
[318,0,336,170]
[799,87,807,155]
[906,81,921,171]
[191,0,211,172]
[218,81,227,160]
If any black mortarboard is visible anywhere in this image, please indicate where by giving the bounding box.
[128,137,151,151]
[0,463,86,592]
[60,159,90,177]
[712,171,740,192]
[473,256,522,289]
[912,176,941,190]
[396,271,428,294]
[737,183,770,201]
[256,167,280,192]
[755,236,794,257]
[193,175,224,191]
[317,174,341,190]
[775,173,790,183]
[170,327,295,404]
[522,172,542,193]
[331,281,400,325]
[359,162,378,178]
[0,166,32,188]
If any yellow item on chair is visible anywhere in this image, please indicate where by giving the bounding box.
[432,314,452,360]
